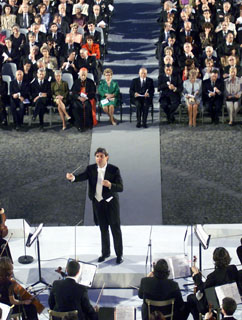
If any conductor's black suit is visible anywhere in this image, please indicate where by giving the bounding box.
[74,163,123,258]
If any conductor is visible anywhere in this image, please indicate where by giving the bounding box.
[66,147,124,264]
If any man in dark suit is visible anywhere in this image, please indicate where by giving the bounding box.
[48,260,98,320]
[48,23,65,47]
[66,147,124,264]
[130,68,154,128]
[2,38,19,67]
[30,68,51,131]
[204,297,237,320]
[138,259,189,320]
[70,67,95,131]
[75,48,98,83]
[158,65,182,123]
[10,70,29,130]
[32,23,47,47]
[16,4,34,29]
[85,21,102,46]
[202,69,224,124]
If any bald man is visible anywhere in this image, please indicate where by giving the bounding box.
[130,68,154,128]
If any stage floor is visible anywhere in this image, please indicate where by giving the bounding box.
[7,222,242,320]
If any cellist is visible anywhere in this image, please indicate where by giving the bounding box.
[0,257,38,319]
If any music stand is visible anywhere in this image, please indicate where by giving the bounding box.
[194,224,211,271]
[26,223,50,287]
[18,219,33,264]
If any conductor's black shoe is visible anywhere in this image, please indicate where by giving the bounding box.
[32,116,36,122]
[143,123,148,128]
[136,123,141,128]
[116,256,123,264]
[98,254,110,262]
[39,125,44,132]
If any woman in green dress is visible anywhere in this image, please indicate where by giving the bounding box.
[51,70,71,130]
[98,68,120,125]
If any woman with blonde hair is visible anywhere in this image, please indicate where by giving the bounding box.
[183,69,202,127]
[98,68,120,125]
[51,70,70,130]
[66,23,83,45]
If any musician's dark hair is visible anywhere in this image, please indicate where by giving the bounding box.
[153,259,170,279]
[0,257,13,280]
[222,297,237,315]
[213,247,231,268]
[95,147,108,157]
[66,260,80,277]
[150,311,165,320]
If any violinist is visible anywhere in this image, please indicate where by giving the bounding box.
[204,297,237,320]
[0,208,13,263]
[0,257,38,320]
[187,247,242,320]
[49,260,98,320]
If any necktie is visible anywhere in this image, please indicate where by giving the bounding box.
[23,14,27,28]
[95,167,105,202]
[18,81,22,89]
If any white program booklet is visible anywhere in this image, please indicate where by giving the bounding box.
[0,302,11,320]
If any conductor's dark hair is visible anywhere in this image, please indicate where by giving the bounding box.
[95,147,108,157]
[66,260,80,277]
[213,247,231,268]
[222,297,237,315]
[153,259,170,279]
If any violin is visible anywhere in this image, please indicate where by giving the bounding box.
[205,303,216,320]
[0,208,8,238]
[11,279,45,314]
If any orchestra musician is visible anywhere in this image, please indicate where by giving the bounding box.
[187,247,242,320]
[0,257,39,319]
[0,208,13,263]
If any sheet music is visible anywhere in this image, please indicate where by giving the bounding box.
[164,255,190,279]
[215,282,241,305]
[115,306,135,320]
[78,261,97,287]
[0,302,11,320]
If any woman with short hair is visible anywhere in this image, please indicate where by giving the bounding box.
[51,70,71,130]
[98,68,120,125]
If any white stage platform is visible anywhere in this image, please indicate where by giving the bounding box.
[6,221,242,320]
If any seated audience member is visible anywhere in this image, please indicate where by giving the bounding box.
[98,68,120,126]
[72,0,89,17]
[22,59,34,84]
[160,55,179,75]
[218,32,240,64]
[236,238,242,264]
[182,58,198,81]
[89,4,108,41]
[16,3,34,29]
[222,55,242,79]
[138,259,189,320]
[66,23,83,46]
[0,74,8,126]
[1,4,16,31]
[217,15,237,37]
[179,21,198,47]
[0,257,38,320]
[34,60,54,83]
[198,9,212,31]
[61,51,78,81]
[216,21,230,47]
[129,67,154,128]
[202,69,224,124]
[51,70,70,131]
[10,70,29,130]
[52,13,70,36]
[61,34,79,65]
[217,1,234,24]
[46,37,61,66]
[10,24,26,52]
[158,65,182,123]
[38,45,58,70]
[8,0,19,15]
[38,3,50,32]
[183,69,202,127]
[58,3,72,26]
[199,23,215,48]
[2,38,20,67]
[160,35,180,60]
[200,46,219,69]
[82,35,101,60]
[179,42,198,71]
[75,48,98,84]
[32,14,47,34]
[71,68,96,132]
[202,58,220,81]
[72,8,87,29]
[22,32,40,58]
[30,68,51,131]
[31,23,47,47]
[188,247,242,320]
[48,23,65,48]
[85,21,102,46]
[159,22,176,44]
[224,67,241,126]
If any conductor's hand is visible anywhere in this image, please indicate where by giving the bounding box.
[102,180,111,188]
[66,173,74,181]
[94,305,99,312]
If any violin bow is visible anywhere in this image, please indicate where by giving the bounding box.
[95,282,105,307]
[0,233,13,258]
